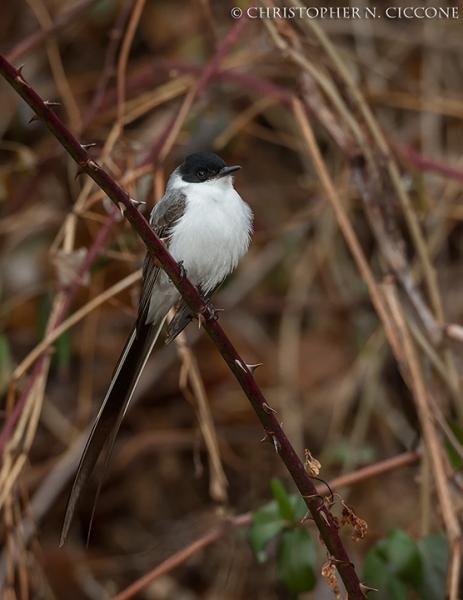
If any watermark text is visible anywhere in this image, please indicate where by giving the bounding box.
[230,6,459,20]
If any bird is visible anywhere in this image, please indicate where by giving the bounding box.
[60,152,253,545]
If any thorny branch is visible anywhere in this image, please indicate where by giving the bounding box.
[0,55,367,599]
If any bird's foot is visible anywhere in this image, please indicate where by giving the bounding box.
[197,302,223,329]
[178,260,187,280]
[206,303,224,321]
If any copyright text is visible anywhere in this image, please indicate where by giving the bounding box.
[231,6,459,19]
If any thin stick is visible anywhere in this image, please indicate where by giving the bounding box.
[382,279,461,600]
[292,98,394,344]
[112,515,249,600]
[12,270,142,381]
[116,0,147,132]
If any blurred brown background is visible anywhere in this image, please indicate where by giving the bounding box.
[1,0,463,598]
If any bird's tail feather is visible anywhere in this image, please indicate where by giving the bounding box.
[60,317,166,546]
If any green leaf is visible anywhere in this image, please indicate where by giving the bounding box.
[444,420,463,470]
[269,479,308,522]
[247,501,286,563]
[0,333,14,395]
[38,293,71,372]
[324,439,377,465]
[364,530,449,600]
[270,478,295,521]
[363,548,408,600]
[55,326,71,371]
[382,529,422,584]
[277,528,316,593]
[290,493,309,522]
[415,533,449,600]
[363,529,423,599]
[247,482,311,565]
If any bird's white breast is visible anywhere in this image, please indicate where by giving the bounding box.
[168,177,253,294]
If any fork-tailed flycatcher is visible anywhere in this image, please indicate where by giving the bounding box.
[60,152,253,544]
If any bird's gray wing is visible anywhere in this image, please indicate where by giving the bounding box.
[137,192,187,328]
[60,193,187,545]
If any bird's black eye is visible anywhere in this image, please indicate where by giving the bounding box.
[196,168,207,180]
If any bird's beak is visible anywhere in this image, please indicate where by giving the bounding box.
[218,165,241,178]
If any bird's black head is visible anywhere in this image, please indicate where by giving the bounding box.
[179,152,241,183]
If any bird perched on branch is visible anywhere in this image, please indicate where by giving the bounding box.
[60,152,253,544]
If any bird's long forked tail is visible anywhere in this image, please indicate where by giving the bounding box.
[60,317,166,546]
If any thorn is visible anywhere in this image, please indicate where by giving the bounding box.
[234,359,247,372]
[301,509,314,523]
[262,402,276,414]
[327,555,354,567]
[260,432,273,444]
[272,436,281,454]
[28,114,41,124]
[260,433,281,453]
[197,313,206,329]
[360,583,379,595]
[247,362,263,374]
[151,255,162,268]
[15,64,30,87]
[118,202,126,217]
[302,509,310,522]
[81,143,96,150]
[129,197,145,208]
[87,159,99,171]
[44,100,61,108]
[320,511,330,525]
[75,167,85,178]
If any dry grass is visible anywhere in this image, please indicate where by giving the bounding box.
[1,0,463,598]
